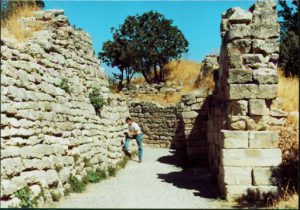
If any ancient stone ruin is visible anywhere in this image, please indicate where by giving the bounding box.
[127,0,286,200]
[1,10,137,207]
[0,1,287,207]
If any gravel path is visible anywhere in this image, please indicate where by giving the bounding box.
[48,146,231,208]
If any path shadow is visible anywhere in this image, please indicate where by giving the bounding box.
[157,149,220,199]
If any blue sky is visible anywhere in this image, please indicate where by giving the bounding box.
[45,1,258,75]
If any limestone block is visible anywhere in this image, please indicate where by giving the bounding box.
[253,68,278,84]
[45,169,59,185]
[257,85,277,99]
[16,170,48,187]
[182,111,198,119]
[228,116,247,130]
[226,84,258,100]
[220,166,252,185]
[246,116,268,131]
[249,131,278,148]
[224,185,278,200]
[221,130,248,140]
[252,167,274,185]
[228,39,252,55]
[1,179,23,197]
[226,100,248,115]
[220,130,248,149]
[59,167,72,183]
[267,116,286,126]
[1,198,20,209]
[251,24,280,39]
[1,127,34,138]
[225,7,253,24]
[1,157,24,177]
[252,39,279,54]
[221,148,282,166]
[243,54,265,65]
[29,184,42,198]
[228,54,242,68]
[227,69,252,84]
[23,158,50,170]
[7,86,28,101]
[227,24,251,40]
[249,99,269,116]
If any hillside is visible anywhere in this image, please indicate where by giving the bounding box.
[130,60,216,105]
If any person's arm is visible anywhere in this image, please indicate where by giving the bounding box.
[129,123,139,136]
[131,130,139,136]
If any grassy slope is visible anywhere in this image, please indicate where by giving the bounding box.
[130,60,215,105]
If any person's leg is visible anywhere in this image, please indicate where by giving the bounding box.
[135,134,143,162]
[124,137,130,151]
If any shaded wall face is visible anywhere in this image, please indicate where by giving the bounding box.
[128,92,210,165]
[1,10,134,207]
[207,1,286,200]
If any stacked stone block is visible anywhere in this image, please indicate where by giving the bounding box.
[128,90,209,163]
[128,101,180,148]
[179,91,209,163]
[1,10,136,208]
[208,1,286,200]
[122,82,183,97]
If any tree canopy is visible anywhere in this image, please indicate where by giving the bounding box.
[278,0,299,77]
[99,11,189,87]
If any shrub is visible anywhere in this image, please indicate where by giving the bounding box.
[59,78,72,94]
[73,154,80,163]
[108,166,117,177]
[89,87,106,111]
[14,186,37,208]
[95,168,107,180]
[118,156,130,169]
[67,175,86,193]
[86,170,101,183]
[64,188,71,196]
[50,191,60,202]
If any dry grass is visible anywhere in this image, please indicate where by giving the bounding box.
[278,71,299,113]
[270,190,298,209]
[1,4,43,41]
[131,93,182,106]
[130,60,209,105]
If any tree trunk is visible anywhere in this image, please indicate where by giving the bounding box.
[159,64,164,82]
[141,70,150,84]
[153,65,159,83]
[119,70,124,87]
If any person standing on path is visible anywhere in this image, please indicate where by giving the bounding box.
[124,117,143,163]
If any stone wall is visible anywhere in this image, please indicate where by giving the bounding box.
[207,1,286,200]
[128,89,210,164]
[1,10,136,208]
[122,82,183,96]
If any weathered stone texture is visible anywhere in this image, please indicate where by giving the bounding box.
[209,1,284,201]
[1,10,136,207]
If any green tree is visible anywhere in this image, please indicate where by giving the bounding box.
[1,0,45,21]
[278,0,299,77]
[99,11,189,85]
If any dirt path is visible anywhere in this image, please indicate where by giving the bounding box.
[47,146,231,208]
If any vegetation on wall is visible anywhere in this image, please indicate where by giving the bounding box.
[89,87,106,113]
[1,0,44,21]
[59,78,73,94]
[14,186,37,208]
[99,11,189,88]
